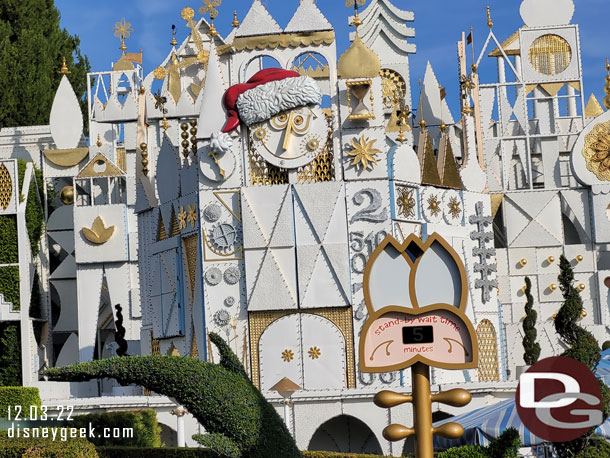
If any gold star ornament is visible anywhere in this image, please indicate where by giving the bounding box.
[447,196,462,219]
[308,346,321,360]
[282,349,294,362]
[348,135,381,171]
[427,195,441,217]
[397,187,416,218]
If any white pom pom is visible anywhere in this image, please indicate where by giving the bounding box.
[210,132,233,155]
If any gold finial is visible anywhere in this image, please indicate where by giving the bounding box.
[346,0,366,29]
[232,10,240,28]
[170,24,178,47]
[486,6,493,28]
[140,143,149,176]
[419,120,427,130]
[396,101,411,143]
[417,78,426,130]
[200,0,222,37]
[113,18,134,53]
[96,134,102,147]
[59,56,70,75]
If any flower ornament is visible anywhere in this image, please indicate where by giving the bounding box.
[359,233,478,373]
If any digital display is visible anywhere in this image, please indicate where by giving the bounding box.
[402,326,434,345]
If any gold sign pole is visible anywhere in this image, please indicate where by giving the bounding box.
[412,362,434,458]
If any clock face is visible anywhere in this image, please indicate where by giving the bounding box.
[249,106,329,169]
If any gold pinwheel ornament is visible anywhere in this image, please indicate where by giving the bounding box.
[348,135,381,171]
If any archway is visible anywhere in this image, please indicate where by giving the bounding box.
[308,415,382,454]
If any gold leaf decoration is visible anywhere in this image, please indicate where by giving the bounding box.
[583,120,610,181]
[347,135,381,171]
[178,206,188,230]
[0,164,13,211]
[187,204,198,228]
[82,217,116,244]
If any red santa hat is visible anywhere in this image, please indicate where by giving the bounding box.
[221,68,322,133]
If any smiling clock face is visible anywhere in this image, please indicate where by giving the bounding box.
[249,106,329,169]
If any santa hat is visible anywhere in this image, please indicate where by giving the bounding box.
[221,68,322,133]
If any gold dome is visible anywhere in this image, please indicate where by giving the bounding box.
[338,33,381,80]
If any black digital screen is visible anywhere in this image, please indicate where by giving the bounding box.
[402,326,434,345]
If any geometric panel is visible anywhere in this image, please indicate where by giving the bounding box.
[504,191,562,247]
[477,319,499,382]
[0,160,17,215]
[151,248,184,339]
[245,247,298,311]
[242,185,293,249]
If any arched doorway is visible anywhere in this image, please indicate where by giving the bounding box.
[308,415,382,455]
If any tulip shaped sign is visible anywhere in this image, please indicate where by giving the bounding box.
[359,233,478,373]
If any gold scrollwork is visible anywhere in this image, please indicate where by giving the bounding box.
[583,120,610,181]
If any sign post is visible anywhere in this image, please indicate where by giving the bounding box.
[359,233,479,458]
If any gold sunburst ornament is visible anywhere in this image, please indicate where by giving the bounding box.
[397,187,416,218]
[448,196,462,219]
[583,120,610,181]
[113,18,134,52]
[308,346,321,360]
[427,195,441,217]
[348,135,381,171]
[282,349,294,362]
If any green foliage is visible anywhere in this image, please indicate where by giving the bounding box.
[0,215,17,263]
[70,410,161,447]
[602,341,610,351]
[0,0,90,130]
[193,433,241,458]
[437,428,521,458]
[0,266,19,309]
[18,160,44,257]
[572,436,610,458]
[522,277,540,365]
[0,324,22,386]
[0,434,98,457]
[97,448,222,458]
[43,333,300,458]
[553,255,608,457]
[302,453,396,458]
[29,270,42,319]
[0,387,41,417]
[437,446,488,458]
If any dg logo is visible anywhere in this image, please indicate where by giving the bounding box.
[516,356,603,442]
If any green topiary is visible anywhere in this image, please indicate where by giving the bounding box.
[17,160,44,257]
[193,433,241,458]
[0,324,22,386]
[0,215,17,263]
[0,387,41,417]
[43,333,300,458]
[97,447,222,458]
[436,446,488,458]
[436,428,521,458]
[70,410,161,447]
[553,256,609,457]
[602,341,610,351]
[572,436,610,458]
[0,434,98,457]
[0,265,20,309]
[301,453,395,458]
[522,277,540,366]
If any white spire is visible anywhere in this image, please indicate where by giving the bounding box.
[197,41,227,139]
[415,62,454,127]
[285,0,332,33]
[236,0,282,38]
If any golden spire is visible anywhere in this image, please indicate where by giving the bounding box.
[417,79,426,130]
[59,56,70,75]
[232,11,240,28]
[604,58,610,109]
[346,0,366,29]
[97,134,102,147]
[486,6,493,28]
[113,18,134,53]
[170,24,178,47]
[200,0,222,37]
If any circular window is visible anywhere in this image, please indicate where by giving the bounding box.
[529,34,572,76]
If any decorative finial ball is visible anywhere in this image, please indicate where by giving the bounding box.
[520,0,574,27]
[60,186,74,205]
[604,96,610,110]
[140,143,148,151]
[181,7,195,21]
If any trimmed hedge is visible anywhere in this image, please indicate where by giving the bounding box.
[0,325,23,386]
[0,435,98,457]
[0,387,41,418]
[44,333,300,458]
[437,447,488,458]
[70,410,161,447]
[303,453,396,458]
[17,160,44,257]
[97,447,222,458]
[0,215,17,264]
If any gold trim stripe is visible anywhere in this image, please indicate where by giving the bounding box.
[219,31,335,55]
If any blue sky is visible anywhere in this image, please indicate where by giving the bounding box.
[54,0,609,117]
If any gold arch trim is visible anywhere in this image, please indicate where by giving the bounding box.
[219,31,335,55]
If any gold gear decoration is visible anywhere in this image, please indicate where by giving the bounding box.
[347,135,381,171]
[583,120,610,181]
